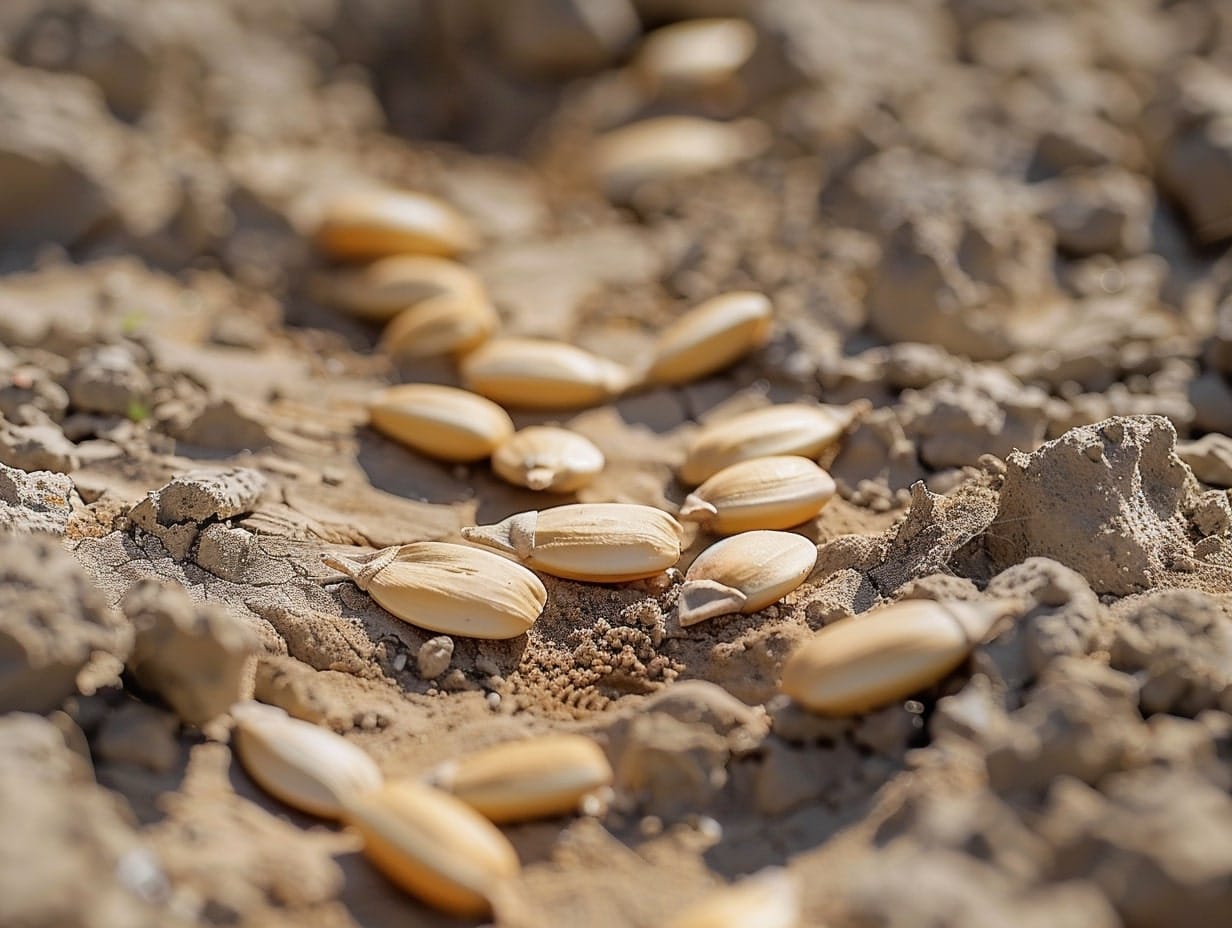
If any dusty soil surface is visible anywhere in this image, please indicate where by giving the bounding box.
[4,1,1232,926]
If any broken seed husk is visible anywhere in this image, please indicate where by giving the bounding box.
[678,530,817,626]
[231,701,382,819]
[378,292,498,359]
[314,188,479,261]
[462,503,683,582]
[592,116,770,201]
[679,402,862,486]
[646,291,773,386]
[460,337,634,409]
[665,868,800,928]
[311,255,484,322]
[633,18,758,95]
[678,455,835,534]
[321,543,547,640]
[432,734,613,823]
[367,383,514,463]
[779,599,1018,716]
[343,780,519,918]
[491,426,606,493]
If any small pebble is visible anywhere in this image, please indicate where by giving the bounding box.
[392,652,408,672]
[486,692,502,711]
[417,635,455,679]
[639,815,664,837]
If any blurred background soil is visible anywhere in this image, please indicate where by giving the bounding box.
[4,1,1232,926]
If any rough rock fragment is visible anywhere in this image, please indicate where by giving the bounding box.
[981,558,1107,687]
[900,368,1049,469]
[847,846,1119,928]
[986,416,1201,595]
[983,671,1144,795]
[1042,771,1232,928]
[1038,169,1153,256]
[1177,432,1232,487]
[0,532,130,713]
[854,155,1058,361]
[0,714,173,928]
[637,680,768,754]
[0,462,78,534]
[64,344,152,417]
[874,787,1050,885]
[868,483,998,594]
[1109,589,1232,717]
[1151,61,1232,242]
[0,419,80,472]
[123,578,258,725]
[827,407,925,510]
[128,467,266,560]
[610,712,729,815]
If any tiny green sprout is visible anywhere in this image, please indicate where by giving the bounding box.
[126,399,151,423]
[120,310,145,335]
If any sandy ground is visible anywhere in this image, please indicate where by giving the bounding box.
[4,1,1232,926]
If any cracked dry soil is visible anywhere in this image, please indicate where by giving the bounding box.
[5,1,1232,927]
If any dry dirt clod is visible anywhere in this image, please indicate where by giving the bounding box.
[780,599,1019,717]
[680,402,863,485]
[123,578,258,726]
[343,779,520,918]
[366,383,515,463]
[322,542,547,640]
[430,733,613,824]
[678,455,836,535]
[663,867,800,928]
[646,291,773,387]
[491,425,606,492]
[0,532,131,714]
[591,116,771,202]
[377,292,499,360]
[231,701,383,820]
[311,255,485,323]
[460,337,635,410]
[678,530,817,626]
[461,503,683,582]
[313,188,479,261]
[632,17,758,96]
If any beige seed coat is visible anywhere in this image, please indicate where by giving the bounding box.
[646,291,773,386]
[314,188,479,261]
[678,531,817,626]
[231,702,383,819]
[678,455,835,534]
[680,402,860,485]
[633,18,758,94]
[461,338,633,410]
[367,383,514,462]
[462,503,683,582]
[780,599,1017,716]
[592,116,770,201]
[664,868,800,928]
[344,780,519,917]
[322,543,547,640]
[378,292,498,359]
[313,255,484,322]
[434,734,613,823]
[491,426,606,492]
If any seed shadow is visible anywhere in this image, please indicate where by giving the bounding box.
[335,848,481,928]
[355,428,476,506]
